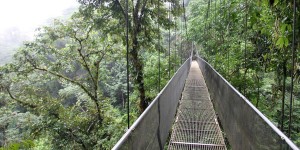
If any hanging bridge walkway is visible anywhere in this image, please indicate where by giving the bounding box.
[113,55,299,150]
[168,61,226,150]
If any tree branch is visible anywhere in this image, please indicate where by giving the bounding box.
[34,67,97,102]
[33,66,103,122]
[73,27,98,91]
[115,0,127,19]
[134,0,142,17]
[139,0,149,19]
[6,88,37,108]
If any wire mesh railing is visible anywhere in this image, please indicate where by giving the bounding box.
[196,56,299,150]
[112,57,192,150]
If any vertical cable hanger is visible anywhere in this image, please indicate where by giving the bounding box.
[180,0,183,64]
[214,0,217,65]
[126,0,130,129]
[243,0,248,95]
[168,2,171,79]
[226,0,230,78]
[183,0,189,56]
[288,0,296,138]
[183,0,188,38]
[204,0,210,59]
[214,0,216,53]
[158,0,161,92]
[174,4,177,71]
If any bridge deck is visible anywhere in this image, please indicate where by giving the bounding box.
[168,61,227,150]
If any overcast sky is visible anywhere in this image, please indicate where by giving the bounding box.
[0,0,79,37]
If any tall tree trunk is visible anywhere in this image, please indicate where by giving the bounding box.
[131,36,147,112]
[128,0,149,113]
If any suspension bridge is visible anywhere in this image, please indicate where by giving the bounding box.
[111,0,299,148]
[112,53,299,150]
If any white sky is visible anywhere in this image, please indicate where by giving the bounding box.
[0,0,79,36]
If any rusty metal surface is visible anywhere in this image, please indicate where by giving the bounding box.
[168,61,227,150]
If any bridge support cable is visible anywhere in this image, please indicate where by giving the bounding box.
[182,0,188,40]
[168,2,171,79]
[179,0,190,63]
[125,0,130,129]
[180,11,183,65]
[243,0,248,95]
[288,0,297,138]
[157,0,161,92]
[182,0,192,59]
[174,17,177,71]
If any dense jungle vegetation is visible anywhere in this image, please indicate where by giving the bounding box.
[0,0,299,149]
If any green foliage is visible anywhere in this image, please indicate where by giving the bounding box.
[0,7,126,149]
[0,140,34,150]
[144,51,170,99]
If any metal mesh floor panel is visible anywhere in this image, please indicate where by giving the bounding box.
[168,61,227,150]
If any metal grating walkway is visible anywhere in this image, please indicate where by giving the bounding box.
[168,61,227,150]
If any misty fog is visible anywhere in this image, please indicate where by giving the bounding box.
[0,0,79,65]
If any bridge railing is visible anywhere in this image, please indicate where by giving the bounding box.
[113,57,192,150]
[196,57,299,150]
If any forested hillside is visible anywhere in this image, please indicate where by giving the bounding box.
[187,0,299,146]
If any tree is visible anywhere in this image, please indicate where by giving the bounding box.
[0,10,125,149]
[78,0,183,112]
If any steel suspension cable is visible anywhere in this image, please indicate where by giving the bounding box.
[175,14,177,70]
[243,0,248,95]
[180,5,183,64]
[168,2,171,79]
[288,0,297,138]
[225,0,230,78]
[183,0,188,39]
[180,0,186,64]
[206,0,210,59]
[182,0,190,57]
[126,0,130,129]
[214,0,217,65]
[158,0,161,92]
